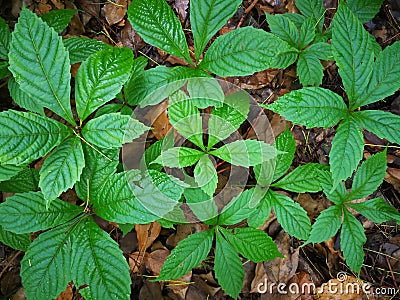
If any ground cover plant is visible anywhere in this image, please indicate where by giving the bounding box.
[0,0,399,299]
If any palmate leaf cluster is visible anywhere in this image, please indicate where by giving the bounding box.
[0,0,399,299]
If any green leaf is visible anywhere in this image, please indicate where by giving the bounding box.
[340,209,366,274]
[272,163,328,193]
[75,143,119,201]
[129,66,208,106]
[82,113,149,149]
[63,37,111,64]
[124,56,148,104]
[8,77,43,114]
[214,230,244,299]
[306,42,333,61]
[9,7,75,124]
[0,164,24,181]
[280,13,307,28]
[0,225,30,251]
[219,189,254,225]
[187,77,224,108]
[0,191,83,234]
[141,135,174,171]
[127,0,191,63]
[348,151,386,200]
[222,227,283,262]
[21,217,131,300]
[297,51,324,86]
[271,50,299,69]
[0,167,39,193]
[130,174,180,219]
[149,170,187,201]
[272,127,296,181]
[330,116,364,186]
[154,147,204,168]
[348,198,400,224]
[253,158,275,191]
[39,137,84,203]
[266,14,298,47]
[191,0,241,61]
[20,221,73,300]
[0,110,72,165]
[295,0,324,32]
[347,0,384,23]
[353,110,400,144]
[194,154,218,197]
[264,87,347,128]
[208,91,250,149]
[318,169,348,204]
[306,205,343,244]
[210,140,276,167]
[168,91,204,149]
[0,16,10,60]
[356,42,400,107]
[0,60,10,79]
[298,17,316,49]
[72,217,131,300]
[332,3,374,109]
[184,184,218,220]
[199,26,287,77]
[95,104,129,118]
[93,172,158,224]
[75,47,133,121]
[247,196,272,228]
[119,223,135,237]
[40,9,77,33]
[158,230,213,280]
[269,190,311,240]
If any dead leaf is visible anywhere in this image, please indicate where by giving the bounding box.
[385,167,400,192]
[10,288,25,300]
[129,251,150,273]
[146,248,170,275]
[103,0,127,26]
[173,0,189,21]
[139,280,163,300]
[56,284,73,300]
[263,230,299,283]
[166,271,192,300]
[135,221,162,252]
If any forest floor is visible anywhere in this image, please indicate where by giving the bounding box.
[0,0,399,299]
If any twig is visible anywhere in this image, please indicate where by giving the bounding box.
[0,251,22,279]
[236,0,259,28]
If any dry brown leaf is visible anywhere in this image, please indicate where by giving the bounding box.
[385,167,400,192]
[295,193,330,219]
[166,271,192,300]
[103,0,127,26]
[166,224,192,248]
[10,288,25,300]
[135,221,162,252]
[263,230,299,284]
[129,251,150,273]
[146,248,170,275]
[173,0,189,21]
[139,280,163,300]
[56,284,73,300]
[50,0,65,9]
